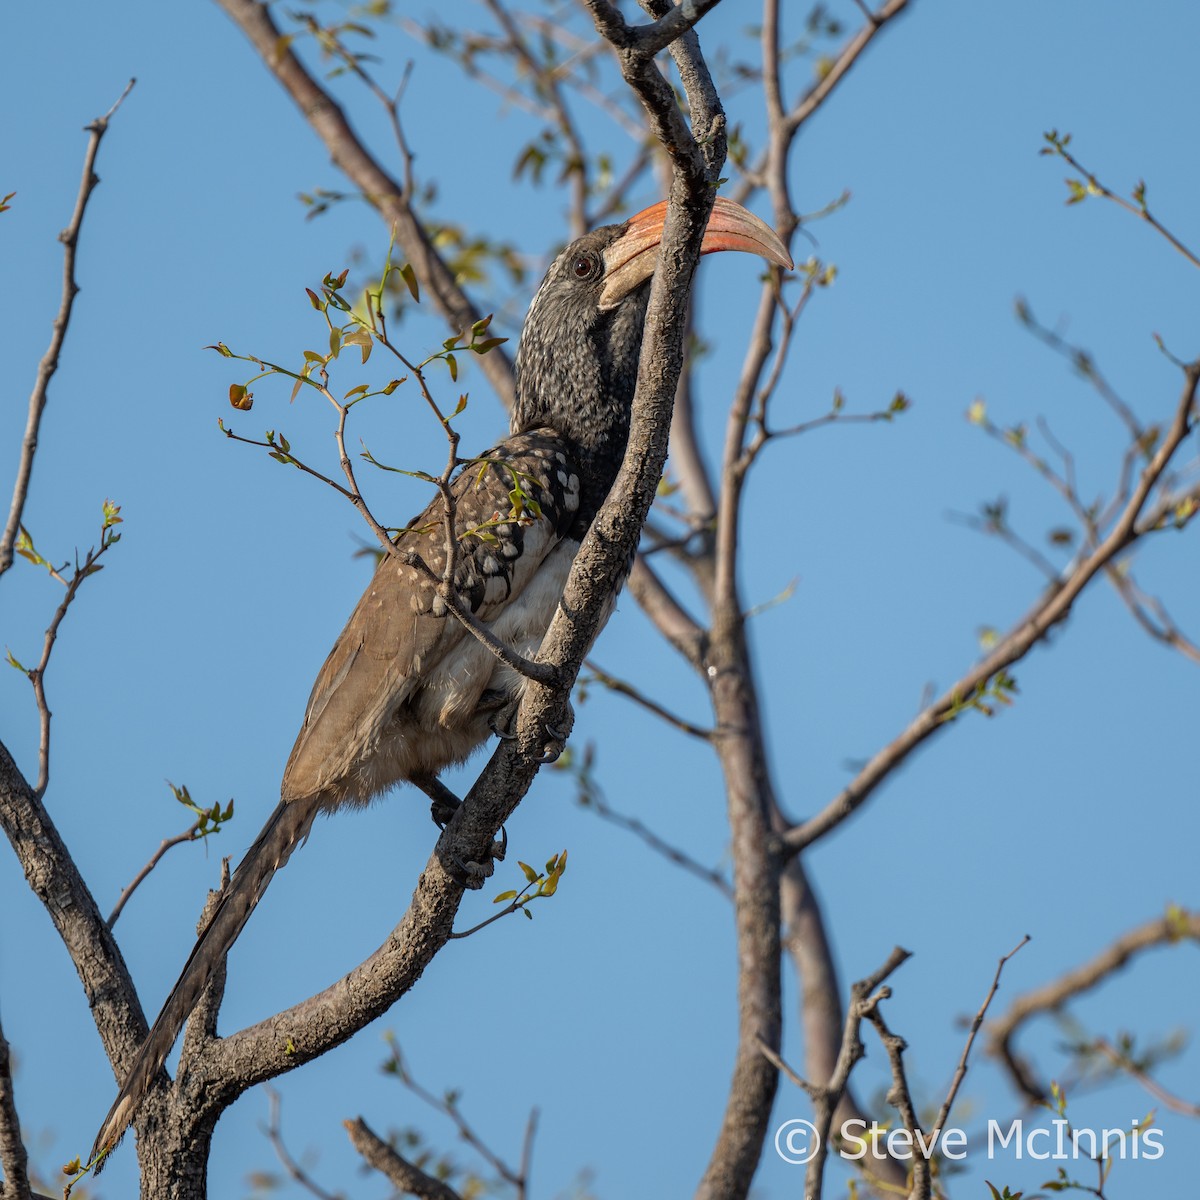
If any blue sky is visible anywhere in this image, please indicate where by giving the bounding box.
[3,2,1198,1197]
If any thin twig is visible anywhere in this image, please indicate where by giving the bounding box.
[988,909,1200,1104]
[583,660,713,740]
[760,946,910,1200]
[931,935,1030,1138]
[107,822,207,928]
[1045,136,1200,271]
[862,1003,928,1198]
[23,528,118,799]
[263,1089,342,1200]
[381,1040,527,1190]
[0,79,135,579]
[517,1108,538,1200]
[576,769,732,898]
[784,0,911,135]
[1016,300,1144,439]
[1107,566,1200,666]
[1092,1038,1200,1119]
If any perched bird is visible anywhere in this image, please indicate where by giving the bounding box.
[92,196,791,1163]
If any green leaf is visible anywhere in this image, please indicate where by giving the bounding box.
[399,262,419,303]
[471,336,508,355]
[329,327,342,358]
[493,890,517,903]
[5,648,26,673]
[453,394,468,416]
[381,378,405,395]
[518,860,539,884]
[206,342,235,358]
[344,383,370,400]
[305,287,323,310]
[445,353,458,382]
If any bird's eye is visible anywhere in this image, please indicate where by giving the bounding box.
[571,253,598,280]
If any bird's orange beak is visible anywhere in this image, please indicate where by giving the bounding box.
[600,195,792,310]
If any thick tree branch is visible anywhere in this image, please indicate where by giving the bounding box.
[0,740,147,1081]
[0,1017,31,1200]
[345,1116,464,1200]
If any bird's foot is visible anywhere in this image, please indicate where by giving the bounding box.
[450,824,508,889]
[415,774,466,830]
[536,703,574,763]
[414,774,507,887]
[488,712,518,741]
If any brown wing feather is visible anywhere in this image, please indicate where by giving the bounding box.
[281,428,581,805]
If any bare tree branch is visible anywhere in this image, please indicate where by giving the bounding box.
[761,946,910,1200]
[345,1115,464,1200]
[583,660,713,739]
[0,1016,31,1200]
[380,1039,533,1195]
[263,1089,342,1200]
[107,824,206,929]
[0,80,134,579]
[783,0,912,137]
[777,857,909,1192]
[1107,566,1200,666]
[0,739,147,1086]
[574,752,732,897]
[862,1002,928,1198]
[1091,1037,1200,1119]
[930,935,1030,1142]
[989,909,1200,1105]
[785,361,1199,855]
[627,557,709,669]
[211,0,517,407]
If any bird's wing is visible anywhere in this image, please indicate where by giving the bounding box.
[281,428,581,803]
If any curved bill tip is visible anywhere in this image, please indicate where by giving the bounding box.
[601,195,792,309]
[701,195,793,271]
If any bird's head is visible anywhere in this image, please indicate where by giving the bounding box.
[513,196,792,464]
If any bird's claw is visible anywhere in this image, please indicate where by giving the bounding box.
[448,825,507,889]
[488,714,518,741]
[536,721,570,764]
[430,794,460,829]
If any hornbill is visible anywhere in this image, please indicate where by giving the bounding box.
[92,197,791,1164]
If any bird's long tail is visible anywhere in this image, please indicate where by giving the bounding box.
[91,797,318,1168]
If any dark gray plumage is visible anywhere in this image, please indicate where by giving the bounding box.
[91,198,791,1166]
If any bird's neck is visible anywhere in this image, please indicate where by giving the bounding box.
[511,292,648,524]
